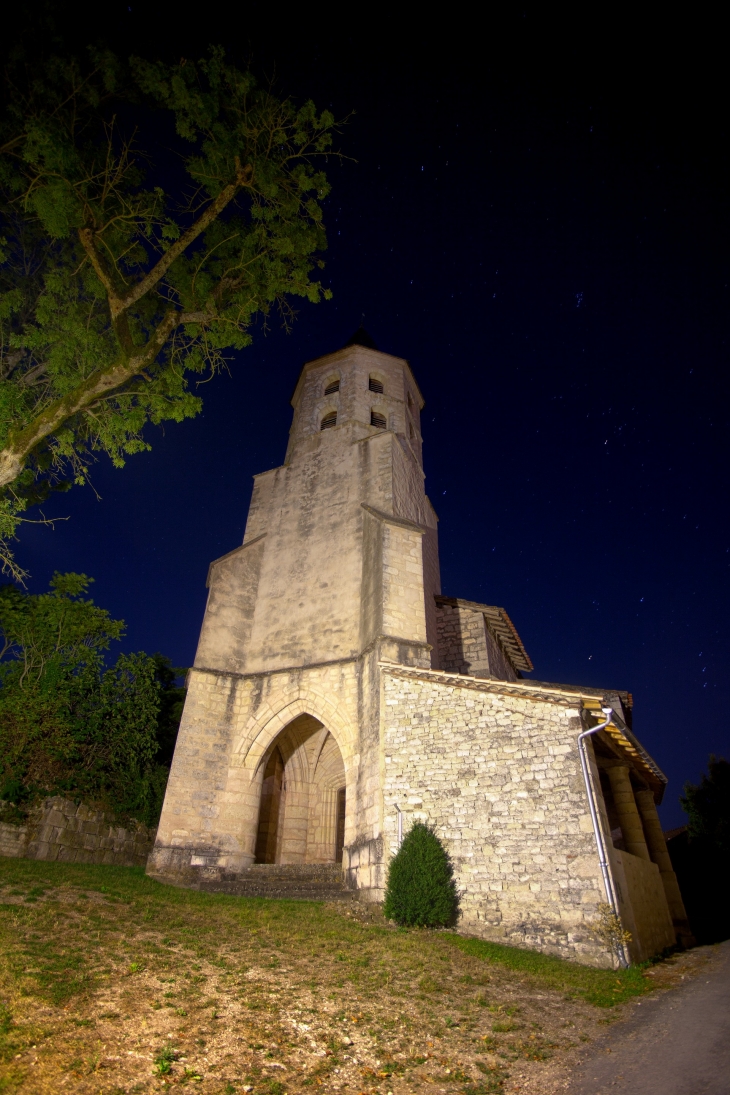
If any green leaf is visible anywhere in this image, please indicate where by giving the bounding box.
[0,44,342,576]
[383,823,460,928]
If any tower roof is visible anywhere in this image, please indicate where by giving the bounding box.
[434,596,534,674]
[343,325,378,350]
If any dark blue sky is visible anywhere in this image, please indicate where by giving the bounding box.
[11,7,729,827]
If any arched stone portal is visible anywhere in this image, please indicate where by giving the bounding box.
[254,713,346,864]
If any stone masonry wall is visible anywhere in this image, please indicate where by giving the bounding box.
[435,600,518,682]
[436,600,490,676]
[484,625,518,682]
[0,796,156,867]
[149,652,387,896]
[381,522,428,646]
[380,667,612,966]
[0,818,27,858]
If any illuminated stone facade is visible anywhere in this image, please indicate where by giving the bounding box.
[148,334,688,966]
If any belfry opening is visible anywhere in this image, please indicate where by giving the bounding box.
[253,714,346,865]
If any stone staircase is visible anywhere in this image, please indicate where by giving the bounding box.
[187,862,357,902]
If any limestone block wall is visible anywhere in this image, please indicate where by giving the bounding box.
[435,600,518,682]
[199,431,437,681]
[610,849,675,963]
[343,835,384,897]
[391,431,429,527]
[0,818,27,858]
[0,797,155,867]
[243,466,276,542]
[380,666,613,966]
[286,344,422,458]
[306,733,346,862]
[422,524,442,666]
[381,521,428,645]
[195,535,266,675]
[306,786,339,863]
[390,433,441,663]
[229,441,369,672]
[436,600,491,676]
[148,652,385,893]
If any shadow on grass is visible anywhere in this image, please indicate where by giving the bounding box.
[444,935,649,1007]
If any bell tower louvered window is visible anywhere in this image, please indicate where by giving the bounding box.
[370,411,387,429]
[320,411,337,430]
[368,377,384,394]
[324,379,340,395]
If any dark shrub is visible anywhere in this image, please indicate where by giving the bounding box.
[0,574,185,826]
[383,821,459,928]
[669,756,730,944]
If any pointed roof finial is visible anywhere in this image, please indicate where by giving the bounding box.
[343,323,378,350]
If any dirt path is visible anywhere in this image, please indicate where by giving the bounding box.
[566,941,730,1095]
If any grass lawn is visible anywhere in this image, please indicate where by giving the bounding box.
[0,857,680,1095]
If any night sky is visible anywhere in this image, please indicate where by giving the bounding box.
[9,8,729,827]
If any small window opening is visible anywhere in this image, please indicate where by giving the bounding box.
[324,378,340,395]
[409,421,414,439]
[369,376,384,394]
[321,411,337,430]
[407,392,413,409]
[370,410,387,429]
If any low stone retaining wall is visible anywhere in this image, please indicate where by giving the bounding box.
[0,796,156,868]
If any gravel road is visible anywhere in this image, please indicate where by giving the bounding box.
[567,940,730,1094]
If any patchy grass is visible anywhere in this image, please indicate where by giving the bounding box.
[0,857,688,1095]
[446,936,648,1008]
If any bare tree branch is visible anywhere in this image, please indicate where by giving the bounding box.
[87,160,253,321]
[0,309,184,489]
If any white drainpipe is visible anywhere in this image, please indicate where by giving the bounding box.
[394,803,403,850]
[577,705,629,968]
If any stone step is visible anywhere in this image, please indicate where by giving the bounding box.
[242,867,344,882]
[189,862,356,901]
[199,884,356,900]
[242,867,343,876]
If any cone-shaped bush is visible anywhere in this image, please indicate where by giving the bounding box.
[383,822,459,928]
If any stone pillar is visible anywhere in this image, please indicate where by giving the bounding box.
[606,766,651,861]
[635,788,695,946]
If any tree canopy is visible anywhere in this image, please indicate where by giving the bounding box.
[0,569,123,675]
[0,572,184,825]
[681,756,730,856]
[668,756,730,944]
[0,46,337,575]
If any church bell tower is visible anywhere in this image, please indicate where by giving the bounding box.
[148,330,441,891]
[193,328,441,676]
[149,332,687,966]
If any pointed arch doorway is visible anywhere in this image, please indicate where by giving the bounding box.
[254,713,347,864]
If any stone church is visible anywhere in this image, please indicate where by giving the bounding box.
[148,331,691,967]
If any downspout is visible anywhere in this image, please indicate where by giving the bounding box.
[394,803,403,850]
[578,706,629,968]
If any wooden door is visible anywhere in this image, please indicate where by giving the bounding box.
[335,787,346,864]
[255,748,285,863]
